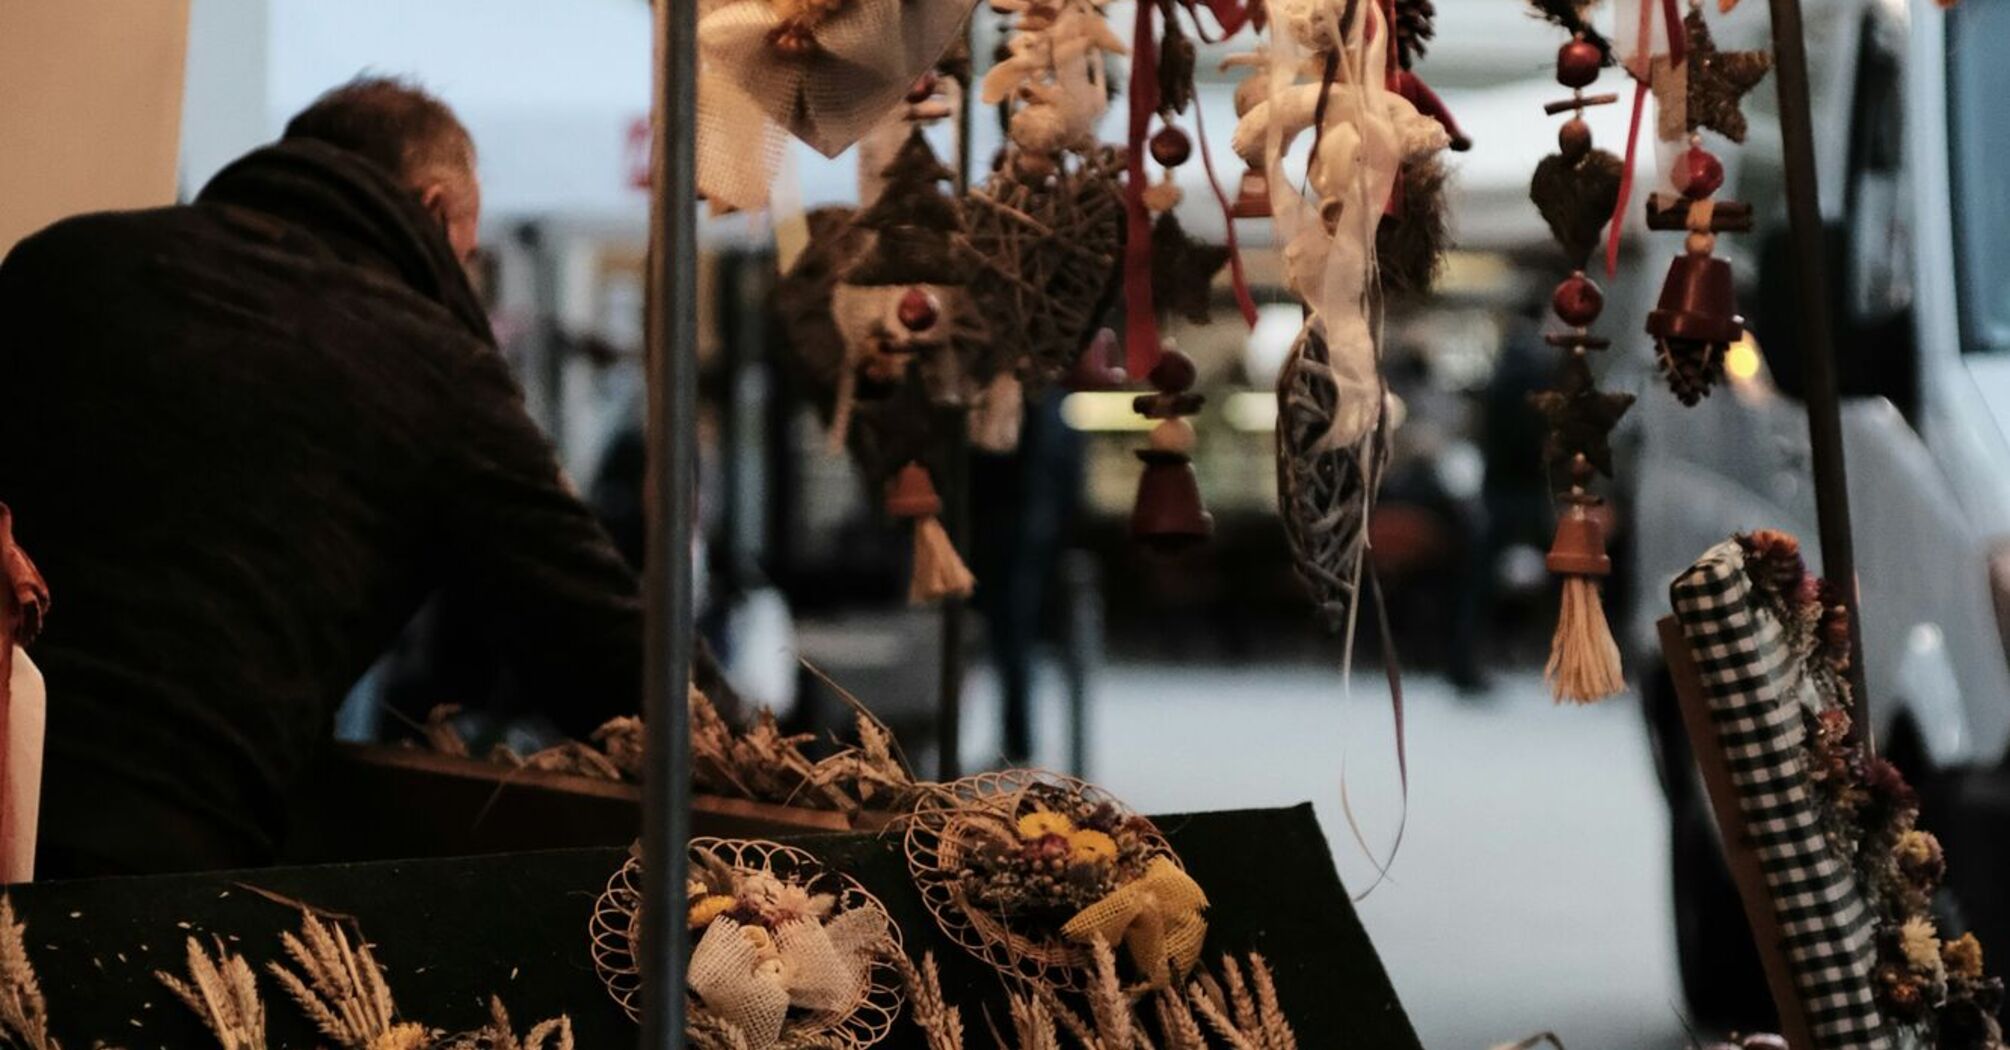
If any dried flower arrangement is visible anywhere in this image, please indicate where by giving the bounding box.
[896,940,1298,1050]
[0,896,58,1050]
[591,838,902,1049]
[904,771,1205,992]
[1734,530,2004,1050]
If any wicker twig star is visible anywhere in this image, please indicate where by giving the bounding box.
[1530,356,1634,477]
[1150,212,1230,326]
[1654,7,1771,143]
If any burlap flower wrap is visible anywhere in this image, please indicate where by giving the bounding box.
[697,0,979,210]
[590,838,904,1048]
[903,770,1208,991]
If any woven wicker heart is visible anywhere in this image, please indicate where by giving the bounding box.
[964,151,1126,387]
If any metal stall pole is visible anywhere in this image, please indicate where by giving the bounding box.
[1766,0,1873,748]
[935,29,977,781]
[640,0,698,1045]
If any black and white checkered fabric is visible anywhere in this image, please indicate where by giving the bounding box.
[1670,542,1891,1050]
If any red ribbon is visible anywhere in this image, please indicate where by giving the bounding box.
[1123,0,1162,379]
[1191,86,1259,328]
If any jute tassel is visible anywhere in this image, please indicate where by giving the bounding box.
[826,360,858,456]
[886,461,974,604]
[1544,494,1623,703]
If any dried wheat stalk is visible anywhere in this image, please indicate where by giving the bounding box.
[0,895,57,1050]
[155,937,266,1050]
[264,910,422,1050]
[431,997,574,1050]
[895,952,966,1050]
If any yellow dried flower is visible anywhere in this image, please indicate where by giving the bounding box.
[1897,829,1937,865]
[1067,829,1119,864]
[1018,810,1075,840]
[1944,933,1986,980]
[370,1023,433,1050]
[1901,916,1945,978]
[687,894,737,929]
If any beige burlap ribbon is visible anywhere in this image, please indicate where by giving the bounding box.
[687,911,888,1049]
[1060,857,1209,989]
[696,0,978,210]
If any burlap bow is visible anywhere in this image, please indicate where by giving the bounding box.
[1060,857,1209,989]
[687,911,888,1048]
[696,0,978,210]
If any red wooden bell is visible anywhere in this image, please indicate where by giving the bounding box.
[884,462,942,519]
[1130,450,1214,549]
[1546,505,1611,577]
[1230,167,1271,219]
[1646,253,1744,347]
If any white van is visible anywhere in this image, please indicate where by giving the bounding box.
[1623,0,2010,1024]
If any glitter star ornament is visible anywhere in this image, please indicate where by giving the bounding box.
[1653,6,1772,143]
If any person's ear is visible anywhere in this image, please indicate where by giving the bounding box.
[418,183,451,229]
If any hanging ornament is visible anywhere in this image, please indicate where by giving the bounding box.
[696,0,981,209]
[1638,1,1767,404]
[1526,18,1635,704]
[831,128,983,433]
[964,0,1129,389]
[1129,349,1214,550]
[886,461,976,603]
[1237,0,1450,630]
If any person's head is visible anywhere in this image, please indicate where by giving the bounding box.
[282,76,481,266]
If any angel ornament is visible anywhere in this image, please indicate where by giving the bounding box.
[982,0,1127,176]
[1235,0,1451,632]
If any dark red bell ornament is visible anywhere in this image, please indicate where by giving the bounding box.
[1230,167,1271,219]
[1646,253,1744,346]
[1130,450,1214,550]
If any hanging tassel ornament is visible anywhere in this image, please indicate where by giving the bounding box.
[885,461,975,604]
[1545,458,1624,703]
[1527,18,1636,704]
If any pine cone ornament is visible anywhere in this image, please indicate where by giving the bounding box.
[1739,528,1806,601]
[1394,0,1436,69]
[1655,337,1720,405]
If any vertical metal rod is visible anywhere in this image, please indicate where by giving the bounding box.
[937,417,970,780]
[1766,0,1873,747]
[936,28,977,781]
[640,0,697,1045]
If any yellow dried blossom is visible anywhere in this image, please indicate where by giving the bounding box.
[1897,829,1937,865]
[370,1023,433,1050]
[687,894,737,929]
[1901,916,1945,978]
[1017,810,1075,840]
[1067,829,1119,864]
[1944,932,1985,979]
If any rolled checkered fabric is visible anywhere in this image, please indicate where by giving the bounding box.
[1670,541,1892,1050]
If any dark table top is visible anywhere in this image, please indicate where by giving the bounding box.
[4,804,1418,1049]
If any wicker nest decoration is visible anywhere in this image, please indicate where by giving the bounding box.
[589,838,904,1048]
[902,770,1203,992]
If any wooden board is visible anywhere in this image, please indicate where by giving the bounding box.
[3,805,1421,1050]
[1660,615,1818,1050]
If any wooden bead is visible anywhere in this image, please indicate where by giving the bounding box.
[905,72,938,104]
[897,287,940,331]
[1686,231,1717,256]
[1674,144,1725,199]
[1150,126,1192,168]
[1557,38,1602,89]
[1149,418,1197,454]
[1551,272,1605,327]
[1149,348,1197,393]
[1558,118,1592,161]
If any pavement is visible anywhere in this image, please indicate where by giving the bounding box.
[959,664,1691,1050]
